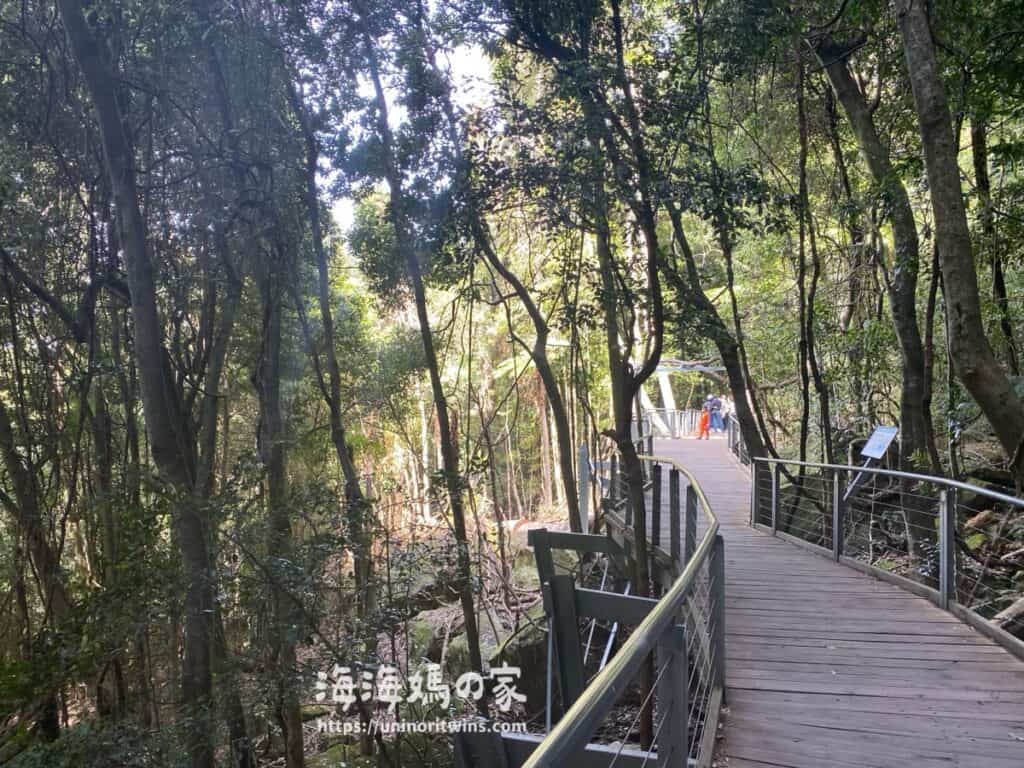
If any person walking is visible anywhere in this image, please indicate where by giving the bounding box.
[698,404,711,440]
[710,394,724,432]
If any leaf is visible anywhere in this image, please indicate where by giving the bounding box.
[966,532,988,551]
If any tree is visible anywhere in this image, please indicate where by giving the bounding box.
[894,0,1024,483]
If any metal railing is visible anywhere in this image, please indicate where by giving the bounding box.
[641,409,701,439]
[521,454,725,767]
[724,413,749,466]
[751,457,1024,659]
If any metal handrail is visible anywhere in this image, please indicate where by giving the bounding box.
[753,456,1024,507]
[751,455,1024,662]
[521,454,720,767]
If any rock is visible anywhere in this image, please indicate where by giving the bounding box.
[444,615,504,676]
[406,604,464,663]
[386,539,460,617]
[302,704,332,722]
[511,543,580,593]
[505,518,572,550]
[965,509,995,530]
[406,602,508,675]
[994,595,1024,636]
[490,601,548,715]
[308,743,351,768]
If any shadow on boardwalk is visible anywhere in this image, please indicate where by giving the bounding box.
[652,437,1024,768]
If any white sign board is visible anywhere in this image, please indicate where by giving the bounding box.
[861,426,899,459]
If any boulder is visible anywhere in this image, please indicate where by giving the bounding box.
[489,601,548,716]
[511,543,581,593]
[965,509,995,530]
[406,604,463,664]
[444,615,504,676]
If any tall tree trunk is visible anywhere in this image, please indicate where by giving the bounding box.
[57,5,214,765]
[89,386,128,720]
[894,0,1024,481]
[795,44,834,464]
[664,203,772,460]
[795,47,811,466]
[357,11,484,679]
[825,87,868,423]
[255,254,305,768]
[537,374,554,510]
[815,35,938,472]
[970,118,1019,375]
[411,5,584,532]
[284,72,374,629]
[474,225,583,531]
[112,316,155,727]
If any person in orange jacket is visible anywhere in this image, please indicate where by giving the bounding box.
[698,404,711,440]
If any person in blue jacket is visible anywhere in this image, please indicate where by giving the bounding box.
[708,394,724,433]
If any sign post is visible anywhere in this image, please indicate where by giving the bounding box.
[843,425,899,503]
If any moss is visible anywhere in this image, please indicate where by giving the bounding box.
[302,704,332,721]
[308,742,376,768]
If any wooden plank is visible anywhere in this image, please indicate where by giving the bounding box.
[724,718,1024,764]
[644,437,1024,768]
[725,707,1024,743]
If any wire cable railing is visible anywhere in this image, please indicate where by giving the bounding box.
[515,453,725,768]
[746,455,1024,660]
[640,409,700,439]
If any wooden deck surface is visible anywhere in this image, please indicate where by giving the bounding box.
[651,437,1024,768]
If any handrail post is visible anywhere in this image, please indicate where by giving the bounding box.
[547,575,586,709]
[770,462,779,535]
[656,623,687,767]
[711,533,727,704]
[832,468,845,561]
[651,463,662,552]
[753,460,761,528]
[670,468,681,571]
[530,528,555,583]
[940,488,957,609]
[685,484,698,564]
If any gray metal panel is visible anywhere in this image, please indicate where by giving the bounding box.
[457,731,654,768]
[574,586,659,624]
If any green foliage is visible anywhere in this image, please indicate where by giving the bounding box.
[350,195,407,305]
[6,723,187,768]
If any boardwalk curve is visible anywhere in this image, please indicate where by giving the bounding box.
[653,437,1024,768]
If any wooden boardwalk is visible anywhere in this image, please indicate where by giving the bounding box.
[651,437,1024,768]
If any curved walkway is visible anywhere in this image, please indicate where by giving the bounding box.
[652,437,1024,768]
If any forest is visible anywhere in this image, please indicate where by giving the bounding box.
[1,0,1024,765]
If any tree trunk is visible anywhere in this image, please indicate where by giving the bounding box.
[970,118,1019,375]
[537,374,555,509]
[815,35,938,472]
[825,87,868,423]
[894,0,1024,481]
[57,5,214,765]
[255,254,305,768]
[357,11,484,679]
[284,71,374,630]
[664,203,771,460]
[795,44,834,464]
